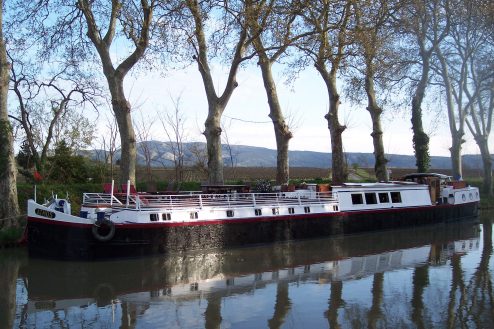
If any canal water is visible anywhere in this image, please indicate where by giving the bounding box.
[1,212,493,329]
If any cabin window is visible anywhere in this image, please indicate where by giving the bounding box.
[255,208,262,216]
[391,192,402,203]
[272,208,279,215]
[150,213,159,222]
[333,205,339,211]
[365,193,377,204]
[351,193,364,205]
[378,193,389,203]
[162,213,171,221]
[304,206,311,213]
[288,207,295,214]
[190,283,198,291]
[226,210,234,217]
[190,212,198,219]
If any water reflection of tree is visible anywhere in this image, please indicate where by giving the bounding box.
[464,219,493,327]
[368,273,384,329]
[446,219,493,328]
[0,250,25,329]
[205,294,222,329]
[268,281,292,329]
[411,265,430,329]
[325,281,344,329]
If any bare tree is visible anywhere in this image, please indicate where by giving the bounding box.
[398,0,450,172]
[9,57,100,177]
[431,0,486,180]
[76,0,156,184]
[158,95,188,185]
[97,113,120,181]
[189,142,209,181]
[451,0,493,193]
[245,0,313,185]
[135,110,155,183]
[221,120,239,180]
[298,0,354,185]
[182,0,255,184]
[0,0,19,224]
[349,0,403,181]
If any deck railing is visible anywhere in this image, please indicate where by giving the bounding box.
[82,191,337,210]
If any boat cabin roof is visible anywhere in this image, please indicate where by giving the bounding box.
[401,173,451,181]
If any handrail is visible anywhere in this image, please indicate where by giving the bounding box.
[82,191,337,210]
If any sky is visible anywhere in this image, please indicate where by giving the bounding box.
[113,62,486,158]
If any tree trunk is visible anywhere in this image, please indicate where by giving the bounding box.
[258,56,292,185]
[317,67,347,185]
[411,54,431,173]
[204,103,225,184]
[475,136,493,196]
[110,85,136,184]
[450,134,464,180]
[365,75,389,181]
[0,1,20,225]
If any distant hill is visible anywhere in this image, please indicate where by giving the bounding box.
[88,141,486,170]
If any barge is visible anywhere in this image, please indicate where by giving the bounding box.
[26,173,480,260]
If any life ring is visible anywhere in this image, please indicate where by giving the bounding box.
[92,219,115,242]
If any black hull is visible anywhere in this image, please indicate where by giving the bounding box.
[27,202,479,260]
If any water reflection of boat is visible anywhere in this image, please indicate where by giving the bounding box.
[19,220,479,313]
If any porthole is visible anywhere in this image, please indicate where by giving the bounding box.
[469,193,473,200]
[462,194,466,201]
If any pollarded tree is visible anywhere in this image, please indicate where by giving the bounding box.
[180,0,255,184]
[445,0,494,193]
[298,0,354,185]
[245,0,311,185]
[77,0,156,185]
[0,0,19,225]
[431,0,486,180]
[397,0,450,172]
[348,0,403,181]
